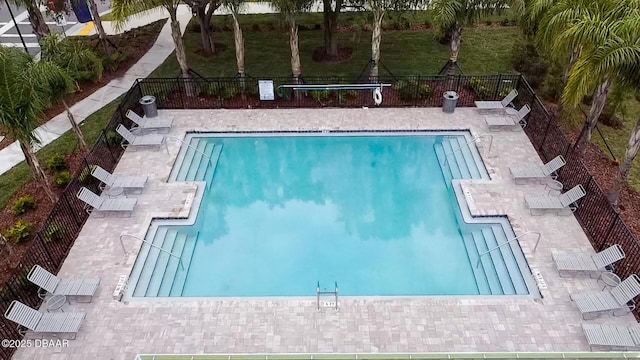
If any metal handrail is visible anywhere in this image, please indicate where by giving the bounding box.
[317,281,339,312]
[166,135,211,163]
[277,83,392,92]
[476,231,542,268]
[443,134,493,168]
[119,233,184,270]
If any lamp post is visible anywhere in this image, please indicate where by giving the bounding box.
[2,0,29,53]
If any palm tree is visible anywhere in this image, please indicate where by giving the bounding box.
[85,0,113,56]
[111,0,194,95]
[223,0,246,78]
[8,0,50,41]
[41,34,104,151]
[322,0,344,58]
[0,47,76,202]
[364,0,421,78]
[271,0,314,80]
[431,0,514,75]
[556,3,640,155]
[609,117,640,207]
[184,0,221,55]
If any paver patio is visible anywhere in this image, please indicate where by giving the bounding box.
[13,108,638,360]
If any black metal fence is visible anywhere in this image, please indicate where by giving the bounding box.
[513,79,640,303]
[1,73,639,359]
[0,83,143,360]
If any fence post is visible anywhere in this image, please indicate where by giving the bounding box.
[414,76,420,107]
[102,129,117,163]
[63,192,81,228]
[36,233,57,268]
[603,214,619,251]
[494,74,502,99]
[455,75,461,93]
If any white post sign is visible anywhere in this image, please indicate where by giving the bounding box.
[258,80,275,101]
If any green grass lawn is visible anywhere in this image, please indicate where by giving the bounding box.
[150,22,519,77]
[0,99,120,210]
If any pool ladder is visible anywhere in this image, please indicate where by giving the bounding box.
[317,281,339,312]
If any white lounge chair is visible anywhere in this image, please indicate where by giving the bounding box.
[4,301,85,339]
[475,89,518,110]
[91,165,147,194]
[126,110,172,132]
[583,324,640,351]
[116,124,165,150]
[76,187,137,216]
[510,155,566,184]
[484,104,531,131]
[552,245,625,277]
[571,274,640,319]
[27,265,100,302]
[525,184,586,215]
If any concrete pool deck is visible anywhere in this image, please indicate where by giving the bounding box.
[14,108,637,359]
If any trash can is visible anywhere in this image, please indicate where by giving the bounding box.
[139,95,158,118]
[442,91,459,114]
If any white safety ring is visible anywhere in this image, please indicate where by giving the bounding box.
[373,87,383,106]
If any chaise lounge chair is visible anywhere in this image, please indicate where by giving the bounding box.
[552,244,625,277]
[76,187,137,216]
[510,155,566,184]
[525,184,586,215]
[475,89,518,110]
[126,110,172,132]
[4,301,85,339]
[484,104,531,131]
[27,265,100,302]
[91,165,147,194]
[116,124,165,150]
[571,274,640,319]
[583,324,640,350]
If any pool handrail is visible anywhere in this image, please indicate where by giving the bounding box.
[476,231,542,268]
[119,233,184,271]
[442,134,493,169]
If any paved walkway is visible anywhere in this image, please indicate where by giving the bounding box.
[13,108,637,359]
[0,5,191,176]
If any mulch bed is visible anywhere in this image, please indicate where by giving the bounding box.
[0,19,166,285]
[0,19,167,152]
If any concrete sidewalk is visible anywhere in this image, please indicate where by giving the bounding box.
[0,5,191,176]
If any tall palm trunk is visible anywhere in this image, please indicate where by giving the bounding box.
[230,11,245,77]
[27,0,50,42]
[322,0,342,57]
[195,2,218,55]
[289,20,301,79]
[168,7,194,96]
[369,10,384,79]
[608,118,640,207]
[447,24,463,76]
[19,141,56,202]
[88,0,111,57]
[62,99,88,150]
[573,78,611,155]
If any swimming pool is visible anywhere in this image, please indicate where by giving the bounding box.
[127,131,537,298]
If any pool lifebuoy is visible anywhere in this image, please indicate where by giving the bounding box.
[373,88,383,106]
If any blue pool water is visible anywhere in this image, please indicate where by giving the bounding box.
[128,133,533,298]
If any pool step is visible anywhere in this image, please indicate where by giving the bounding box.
[185,140,209,181]
[442,137,472,179]
[462,233,492,294]
[434,136,483,181]
[156,232,189,296]
[145,232,187,296]
[169,233,199,296]
[490,225,528,294]
[132,228,175,297]
[175,139,199,181]
[453,136,482,179]
[470,230,504,294]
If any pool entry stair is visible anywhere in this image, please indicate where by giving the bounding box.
[435,135,529,295]
[130,138,222,297]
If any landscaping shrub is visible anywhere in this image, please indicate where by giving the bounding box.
[105,130,121,145]
[43,222,65,242]
[485,20,492,26]
[41,34,104,82]
[540,62,565,101]
[55,171,72,187]
[78,165,94,185]
[311,90,332,102]
[394,79,432,101]
[47,153,68,171]
[12,195,36,215]
[469,78,491,99]
[5,221,34,244]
